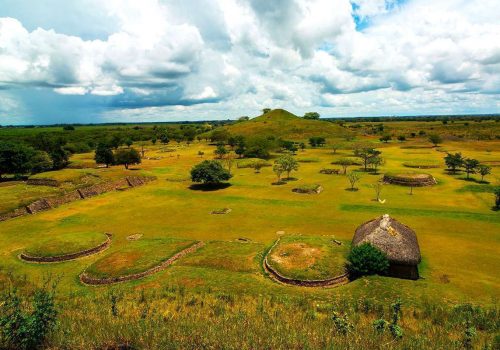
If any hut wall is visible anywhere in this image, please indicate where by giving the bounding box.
[388,263,419,280]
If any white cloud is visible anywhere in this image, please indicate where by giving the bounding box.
[0,0,499,122]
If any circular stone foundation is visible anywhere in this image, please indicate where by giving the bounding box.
[383,172,437,187]
[20,233,112,263]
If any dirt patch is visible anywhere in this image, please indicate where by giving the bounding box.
[20,233,112,263]
[127,234,143,241]
[211,208,232,214]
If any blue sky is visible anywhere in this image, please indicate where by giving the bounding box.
[0,0,499,125]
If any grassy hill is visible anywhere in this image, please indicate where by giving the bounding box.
[224,109,350,140]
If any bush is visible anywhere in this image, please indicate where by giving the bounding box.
[347,243,389,278]
[191,160,232,185]
[0,286,57,350]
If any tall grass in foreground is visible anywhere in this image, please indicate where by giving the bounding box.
[2,283,497,350]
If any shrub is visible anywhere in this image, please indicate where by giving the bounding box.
[114,148,141,169]
[190,160,232,185]
[0,286,57,350]
[347,243,389,278]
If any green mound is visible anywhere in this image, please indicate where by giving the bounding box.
[178,241,264,273]
[403,160,440,169]
[383,172,437,186]
[267,235,348,280]
[225,109,350,140]
[25,231,106,258]
[85,238,194,279]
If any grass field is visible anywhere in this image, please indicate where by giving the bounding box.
[23,231,106,258]
[0,122,499,348]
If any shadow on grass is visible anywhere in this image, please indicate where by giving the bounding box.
[345,188,359,192]
[271,181,287,186]
[284,177,298,181]
[188,183,231,191]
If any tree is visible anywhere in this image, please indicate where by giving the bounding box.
[331,143,343,154]
[190,160,232,185]
[428,134,443,147]
[309,136,326,147]
[379,135,392,143]
[303,112,320,120]
[494,187,500,209]
[109,134,123,149]
[95,143,114,168]
[214,144,228,159]
[347,243,389,278]
[63,125,75,131]
[151,136,157,145]
[478,164,491,182]
[210,129,231,143]
[160,133,170,145]
[347,171,361,191]
[198,151,204,158]
[373,182,383,202]
[224,155,235,175]
[336,158,357,174]
[30,151,52,174]
[125,138,133,148]
[0,141,34,178]
[354,147,381,171]
[444,153,464,173]
[397,135,406,142]
[114,148,141,169]
[262,108,271,114]
[463,158,479,179]
[368,156,384,173]
[273,163,284,182]
[274,154,299,180]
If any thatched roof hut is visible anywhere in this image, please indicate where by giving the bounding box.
[352,214,421,280]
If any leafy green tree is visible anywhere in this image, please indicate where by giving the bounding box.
[494,187,500,209]
[379,135,391,143]
[309,136,326,147]
[463,158,479,179]
[262,108,271,114]
[347,243,389,278]
[151,136,157,145]
[95,143,114,168]
[368,156,384,173]
[109,134,123,149]
[397,135,406,142]
[273,163,284,182]
[160,133,170,145]
[214,144,228,159]
[125,138,133,148]
[354,147,381,171]
[114,148,141,169]
[274,154,299,179]
[428,134,443,147]
[190,160,232,184]
[444,152,463,173]
[336,158,357,174]
[210,129,231,143]
[30,151,52,174]
[478,164,491,182]
[0,141,35,178]
[347,171,361,191]
[303,112,320,120]
[331,143,343,154]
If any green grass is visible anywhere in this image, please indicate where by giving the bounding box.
[24,231,106,257]
[84,238,194,278]
[402,160,440,168]
[267,235,348,280]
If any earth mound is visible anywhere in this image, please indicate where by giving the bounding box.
[383,172,437,187]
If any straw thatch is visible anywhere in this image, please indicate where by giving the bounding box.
[353,214,421,279]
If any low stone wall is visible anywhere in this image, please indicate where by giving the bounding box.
[20,233,112,263]
[0,176,156,222]
[26,199,52,214]
[0,207,28,222]
[26,178,60,187]
[320,169,340,175]
[263,238,349,287]
[292,185,323,194]
[80,241,205,285]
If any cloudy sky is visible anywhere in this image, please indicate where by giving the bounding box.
[0,0,499,125]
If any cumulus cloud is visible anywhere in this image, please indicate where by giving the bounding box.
[0,0,499,123]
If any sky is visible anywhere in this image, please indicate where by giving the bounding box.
[0,0,499,125]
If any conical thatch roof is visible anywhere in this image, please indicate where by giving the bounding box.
[352,214,421,265]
